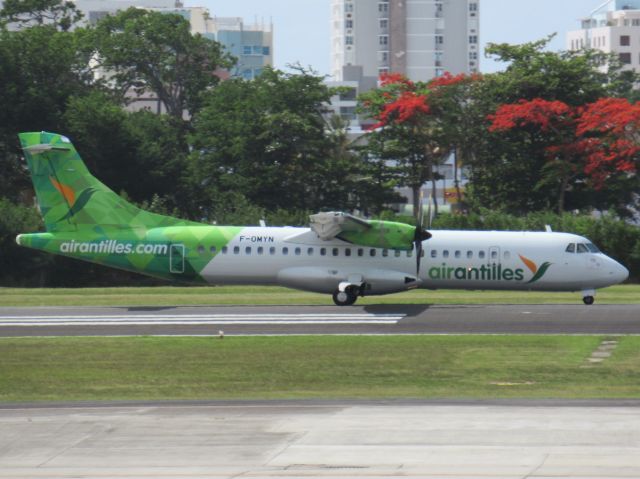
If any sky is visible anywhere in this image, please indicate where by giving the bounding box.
[191,0,599,77]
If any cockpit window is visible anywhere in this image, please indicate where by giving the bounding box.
[586,243,600,253]
[576,243,589,253]
[565,243,575,253]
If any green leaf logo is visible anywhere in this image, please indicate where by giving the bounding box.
[528,262,552,284]
[58,187,98,222]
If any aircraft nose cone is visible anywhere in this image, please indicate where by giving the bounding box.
[611,260,629,284]
[617,263,630,282]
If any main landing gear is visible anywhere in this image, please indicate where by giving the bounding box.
[583,296,595,305]
[332,289,358,306]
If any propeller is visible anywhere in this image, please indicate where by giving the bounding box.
[413,191,432,276]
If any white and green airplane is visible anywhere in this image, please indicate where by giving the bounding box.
[16,131,629,305]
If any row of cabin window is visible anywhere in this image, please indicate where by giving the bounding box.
[199,245,413,257]
[196,245,508,260]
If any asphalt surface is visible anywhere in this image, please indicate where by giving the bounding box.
[1,303,640,336]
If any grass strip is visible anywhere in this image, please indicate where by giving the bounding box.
[1,335,640,402]
[0,284,637,307]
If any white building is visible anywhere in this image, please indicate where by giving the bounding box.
[567,0,640,71]
[331,0,480,83]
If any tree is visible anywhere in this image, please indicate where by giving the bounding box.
[464,37,640,214]
[189,67,384,220]
[0,25,94,200]
[488,99,581,212]
[63,91,191,213]
[359,72,481,218]
[489,97,640,214]
[86,8,233,119]
[0,0,82,31]
[577,98,640,186]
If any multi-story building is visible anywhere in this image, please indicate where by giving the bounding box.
[331,0,480,83]
[139,7,273,81]
[329,1,477,210]
[3,0,273,81]
[567,0,640,71]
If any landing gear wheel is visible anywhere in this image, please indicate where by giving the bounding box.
[332,289,357,306]
[583,295,595,305]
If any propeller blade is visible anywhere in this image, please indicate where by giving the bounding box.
[413,190,432,276]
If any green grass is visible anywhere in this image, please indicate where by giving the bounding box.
[1,336,640,402]
[0,284,638,307]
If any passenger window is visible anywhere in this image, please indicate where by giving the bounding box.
[491,250,498,259]
[504,251,511,260]
[357,248,364,257]
[382,249,389,257]
[245,246,251,255]
[282,247,289,255]
[345,248,352,257]
[577,243,588,254]
[431,250,437,258]
[307,247,314,256]
[479,251,485,259]
[565,243,575,253]
[320,248,327,256]
[295,247,301,256]
[233,246,240,255]
[395,250,401,258]
[222,246,228,254]
[197,245,205,254]
[443,250,449,258]
[333,248,339,256]
[210,246,217,254]
[370,249,376,257]
[257,246,264,255]
[407,250,413,258]
[269,246,276,255]
[467,250,473,259]
[455,251,461,258]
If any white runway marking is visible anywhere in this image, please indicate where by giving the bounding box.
[0,313,404,326]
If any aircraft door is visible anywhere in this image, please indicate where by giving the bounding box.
[488,246,501,265]
[170,244,185,273]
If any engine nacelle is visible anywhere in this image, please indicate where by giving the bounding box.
[309,212,422,251]
[277,266,421,296]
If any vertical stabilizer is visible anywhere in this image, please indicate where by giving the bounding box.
[19,132,196,232]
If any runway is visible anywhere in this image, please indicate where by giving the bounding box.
[1,303,640,336]
[2,400,640,478]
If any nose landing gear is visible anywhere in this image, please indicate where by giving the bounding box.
[582,289,596,305]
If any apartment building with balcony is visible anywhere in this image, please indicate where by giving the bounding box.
[567,0,640,71]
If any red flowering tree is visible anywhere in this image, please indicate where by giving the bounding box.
[359,72,480,217]
[488,99,581,212]
[577,98,640,187]
[489,97,640,212]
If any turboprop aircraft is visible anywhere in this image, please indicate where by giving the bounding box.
[16,131,629,306]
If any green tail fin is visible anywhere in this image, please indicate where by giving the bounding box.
[19,132,195,232]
